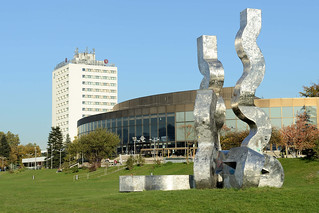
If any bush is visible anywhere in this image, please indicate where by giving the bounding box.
[71,166,79,173]
[154,159,162,167]
[137,154,145,166]
[126,155,136,170]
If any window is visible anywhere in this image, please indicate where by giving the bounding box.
[282,107,293,117]
[143,117,150,141]
[270,107,281,118]
[226,109,236,119]
[185,111,194,121]
[151,117,158,139]
[159,116,166,141]
[176,112,185,122]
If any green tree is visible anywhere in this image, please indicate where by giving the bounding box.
[47,127,63,169]
[126,155,136,170]
[77,129,120,166]
[19,143,41,158]
[63,134,72,166]
[300,82,319,97]
[0,131,20,165]
[65,134,71,146]
[0,134,11,158]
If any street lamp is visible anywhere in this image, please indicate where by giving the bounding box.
[51,144,53,169]
[34,147,37,170]
[149,137,159,160]
[132,137,137,155]
[133,136,145,155]
[59,149,62,169]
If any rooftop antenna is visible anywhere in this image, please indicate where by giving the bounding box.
[74,47,79,56]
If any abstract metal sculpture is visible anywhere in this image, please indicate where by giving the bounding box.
[120,8,284,192]
[232,8,271,154]
[194,8,284,189]
[193,35,225,188]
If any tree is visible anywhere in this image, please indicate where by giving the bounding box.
[63,134,72,166]
[220,126,284,151]
[0,131,20,165]
[47,127,64,169]
[300,82,319,97]
[220,128,249,150]
[281,111,319,157]
[268,127,284,151]
[19,143,41,158]
[74,129,120,167]
[0,134,11,158]
[65,134,71,146]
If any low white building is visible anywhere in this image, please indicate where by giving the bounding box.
[22,157,46,169]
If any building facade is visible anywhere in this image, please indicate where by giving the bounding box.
[77,88,319,155]
[52,48,118,140]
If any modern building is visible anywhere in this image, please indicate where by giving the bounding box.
[77,87,319,156]
[52,48,118,140]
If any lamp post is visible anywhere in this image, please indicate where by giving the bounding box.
[34,147,37,170]
[149,137,159,160]
[59,149,62,169]
[46,146,49,169]
[50,144,53,169]
[132,137,137,155]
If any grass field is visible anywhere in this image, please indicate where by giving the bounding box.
[0,158,319,212]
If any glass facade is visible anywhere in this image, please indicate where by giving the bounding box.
[77,88,319,156]
[79,112,182,154]
[78,106,318,154]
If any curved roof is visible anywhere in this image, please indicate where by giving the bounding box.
[78,87,235,126]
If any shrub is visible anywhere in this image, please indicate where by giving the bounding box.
[137,154,145,166]
[126,155,136,170]
[71,166,79,173]
[154,159,162,167]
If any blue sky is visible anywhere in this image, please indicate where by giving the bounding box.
[0,1,319,149]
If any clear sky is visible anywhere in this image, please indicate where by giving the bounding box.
[0,0,318,149]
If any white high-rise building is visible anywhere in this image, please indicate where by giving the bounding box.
[52,48,118,140]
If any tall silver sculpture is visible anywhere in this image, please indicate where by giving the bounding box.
[193,35,225,188]
[232,8,271,153]
[221,8,284,188]
[194,8,284,189]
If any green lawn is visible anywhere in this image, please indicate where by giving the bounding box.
[0,159,319,212]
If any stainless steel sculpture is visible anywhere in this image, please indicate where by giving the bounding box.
[220,8,284,188]
[193,35,225,188]
[194,8,284,189]
[232,8,271,153]
[120,8,284,192]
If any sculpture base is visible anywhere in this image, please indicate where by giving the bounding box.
[119,175,194,192]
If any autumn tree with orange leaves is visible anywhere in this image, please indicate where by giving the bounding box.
[281,111,319,157]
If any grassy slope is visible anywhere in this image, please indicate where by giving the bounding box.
[0,159,318,212]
